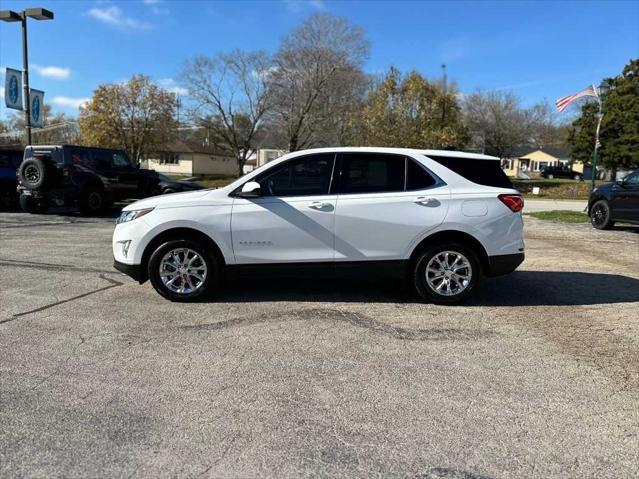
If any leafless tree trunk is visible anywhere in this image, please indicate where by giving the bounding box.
[182,50,273,176]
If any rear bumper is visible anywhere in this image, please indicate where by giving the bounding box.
[486,253,524,277]
[113,259,146,283]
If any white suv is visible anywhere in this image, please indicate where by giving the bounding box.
[113,148,524,304]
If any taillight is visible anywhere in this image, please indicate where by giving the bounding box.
[498,194,524,213]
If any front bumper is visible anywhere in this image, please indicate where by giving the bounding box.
[486,253,525,277]
[113,259,146,283]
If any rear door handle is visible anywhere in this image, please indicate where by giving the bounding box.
[414,196,437,204]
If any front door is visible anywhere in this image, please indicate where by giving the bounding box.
[333,153,449,262]
[231,153,337,264]
[612,171,639,221]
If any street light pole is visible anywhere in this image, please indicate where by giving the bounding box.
[591,80,610,192]
[0,7,54,146]
[21,12,32,145]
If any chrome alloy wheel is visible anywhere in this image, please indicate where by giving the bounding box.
[159,248,207,295]
[425,251,472,297]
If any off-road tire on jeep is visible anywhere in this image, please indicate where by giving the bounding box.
[148,239,220,302]
[19,194,48,214]
[78,186,106,215]
[413,243,481,304]
[18,158,47,189]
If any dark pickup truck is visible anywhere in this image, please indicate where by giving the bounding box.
[17,145,161,214]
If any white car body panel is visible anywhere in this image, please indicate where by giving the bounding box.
[113,147,524,275]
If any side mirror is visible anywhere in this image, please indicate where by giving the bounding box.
[238,181,261,198]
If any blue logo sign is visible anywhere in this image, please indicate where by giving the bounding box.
[8,75,19,104]
[31,95,40,123]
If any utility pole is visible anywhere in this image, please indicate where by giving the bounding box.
[0,8,54,146]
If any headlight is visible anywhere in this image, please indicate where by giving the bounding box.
[116,208,154,224]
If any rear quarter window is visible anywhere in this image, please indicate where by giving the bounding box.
[425,155,513,189]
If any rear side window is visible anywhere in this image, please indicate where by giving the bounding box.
[258,153,335,197]
[426,155,513,188]
[406,159,437,190]
[70,148,96,169]
[338,153,405,194]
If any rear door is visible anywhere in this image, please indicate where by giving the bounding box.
[333,153,449,262]
[231,153,337,264]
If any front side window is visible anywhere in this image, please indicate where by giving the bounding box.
[257,153,335,197]
[624,172,639,187]
[113,152,131,168]
[70,148,95,169]
[337,153,405,194]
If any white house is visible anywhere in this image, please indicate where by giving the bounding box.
[242,149,288,173]
[145,142,236,177]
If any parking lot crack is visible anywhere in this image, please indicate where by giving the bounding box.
[0,274,123,325]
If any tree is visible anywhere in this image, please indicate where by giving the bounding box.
[1,105,79,146]
[268,13,370,151]
[463,90,531,158]
[357,67,467,149]
[79,75,177,164]
[567,59,639,177]
[182,50,273,176]
[600,59,639,172]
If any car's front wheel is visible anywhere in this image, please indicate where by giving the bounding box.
[547,174,554,179]
[413,244,480,304]
[148,240,219,301]
[590,200,614,230]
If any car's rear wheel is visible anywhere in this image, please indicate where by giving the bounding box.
[148,240,219,301]
[19,194,47,214]
[413,244,480,304]
[574,174,582,180]
[590,200,614,230]
[547,174,554,179]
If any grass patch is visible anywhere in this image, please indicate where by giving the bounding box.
[525,210,589,223]
[512,179,604,200]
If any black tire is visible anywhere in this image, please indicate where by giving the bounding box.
[148,239,219,302]
[574,174,582,181]
[547,174,554,179]
[413,243,481,304]
[590,200,614,230]
[18,158,47,189]
[78,186,106,215]
[19,194,47,214]
[163,188,175,195]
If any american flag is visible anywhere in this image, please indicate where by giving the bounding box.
[555,84,599,112]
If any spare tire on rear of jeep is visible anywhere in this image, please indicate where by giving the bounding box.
[18,158,47,189]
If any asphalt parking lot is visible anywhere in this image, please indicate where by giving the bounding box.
[1,210,638,478]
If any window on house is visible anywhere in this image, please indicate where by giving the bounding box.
[160,153,179,165]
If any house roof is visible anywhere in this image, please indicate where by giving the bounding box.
[518,146,570,160]
[154,141,230,156]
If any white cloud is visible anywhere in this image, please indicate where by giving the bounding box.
[50,96,91,109]
[157,78,188,96]
[284,0,326,13]
[309,0,325,9]
[32,65,71,80]
[87,6,151,30]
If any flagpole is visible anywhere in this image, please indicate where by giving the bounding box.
[591,85,603,192]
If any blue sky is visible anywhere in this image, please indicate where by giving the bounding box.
[1,0,638,120]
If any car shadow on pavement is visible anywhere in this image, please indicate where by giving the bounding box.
[210,271,639,306]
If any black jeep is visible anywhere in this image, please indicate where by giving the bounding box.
[17,145,161,215]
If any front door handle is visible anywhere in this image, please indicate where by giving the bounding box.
[309,201,331,209]
[414,196,437,205]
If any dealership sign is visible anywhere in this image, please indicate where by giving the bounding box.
[4,68,23,110]
[29,89,45,128]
